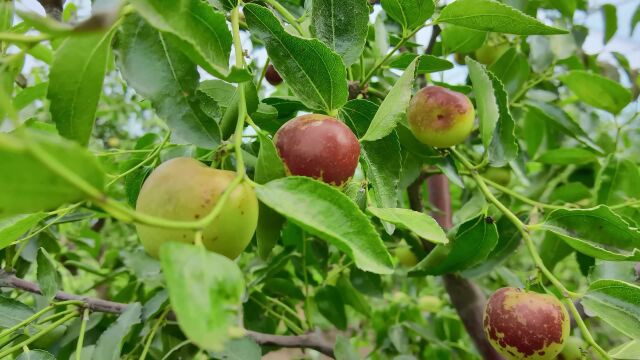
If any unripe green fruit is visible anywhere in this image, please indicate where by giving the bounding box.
[394,246,418,267]
[483,167,511,186]
[135,157,258,259]
[417,295,443,313]
[407,86,475,148]
[475,41,510,65]
[558,336,586,360]
[484,288,569,360]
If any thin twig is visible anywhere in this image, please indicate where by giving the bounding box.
[414,173,505,360]
[0,270,335,358]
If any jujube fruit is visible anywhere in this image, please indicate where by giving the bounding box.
[394,245,418,267]
[558,336,586,360]
[135,157,258,259]
[475,38,510,66]
[274,114,360,186]
[483,167,512,186]
[407,85,475,148]
[484,287,569,360]
[265,64,283,86]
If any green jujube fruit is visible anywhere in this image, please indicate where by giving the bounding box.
[135,157,258,259]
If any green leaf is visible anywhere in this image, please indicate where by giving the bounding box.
[0,130,105,216]
[486,71,518,166]
[602,4,617,45]
[244,4,348,113]
[367,208,448,245]
[336,275,371,316]
[340,100,401,225]
[36,248,61,301]
[373,14,389,59]
[581,279,640,339]
[315,285,347,330]
[0,296,34,329]
[441,25,487,54]
[381,0,435,31]
[632,4,640,36]
[387,53,454,74]
[255,132,286,185]
[539,232,573,271]
[541,206,640,261]
[210,337,261,360]
[437,0,568,35]
[311,0,369,66]
[525,102,603,154]
[410,215,498,276]
[334,335,360,360]
[199,80,259,139]
[160,242,245,351]
[558,70,632,114]
[596,155,640,221]
[256,177,394,274]
[92,303,141,360]
[129,0,234,79]
[14,82,48,110]
[463,217,521,277]
[610,340,640,359]
[488,48,529,97]
[589,261,638,284]
[210,0,237,12]
[467,58,497,150]
[536,148,598,165]
[116,15,220,149]
[255,132,286,259]
[0,1,12,34]
[48,30,114,146]
[467,58,517,166]
[16,350,55,360]
[0,213,45,251]
[361,57,417,142]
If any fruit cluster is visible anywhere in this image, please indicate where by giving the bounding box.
[134,84,477,259]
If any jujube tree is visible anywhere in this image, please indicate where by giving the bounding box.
[0,0,638,359]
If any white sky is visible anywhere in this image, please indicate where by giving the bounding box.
[13,0,640,86]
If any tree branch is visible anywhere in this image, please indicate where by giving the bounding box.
[425,25,441,57]
[409,174,504,360]
[0,270,335,358]
[36,0,64,20]
[246,330,334,357]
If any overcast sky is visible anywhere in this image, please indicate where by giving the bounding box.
[13,0,640,86]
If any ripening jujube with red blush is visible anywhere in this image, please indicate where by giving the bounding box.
[135,157,258,259]
[265,64,283,86]
[274,114,360,186]
[407,85,475,148]
[484,287,569,360]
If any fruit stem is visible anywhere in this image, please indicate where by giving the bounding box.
[362,22,434,86]
[106,132,171,187]
[231,5,247,176]
[302,231,313,330]
[0,301,81,342]
[481,176,566,211]
[257,57,271,89]
[75,308,89,360]
[262,0,308,37]
[451,148,611,359]
[0,311,78,359]
[566,299,610,359]
[139,307,170,360]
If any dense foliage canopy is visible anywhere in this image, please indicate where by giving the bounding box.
[0,0,639,359]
